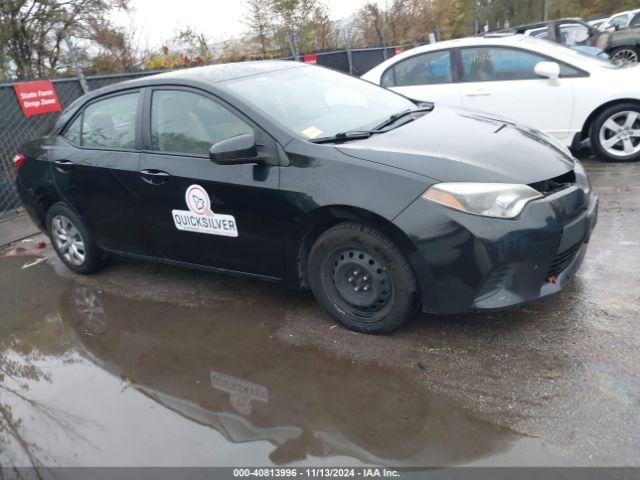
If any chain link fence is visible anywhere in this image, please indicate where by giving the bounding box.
[313,46,403,76]
[0,44,416,216]
[0,71,159,216]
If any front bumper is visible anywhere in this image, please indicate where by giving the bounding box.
[393,186,598,314]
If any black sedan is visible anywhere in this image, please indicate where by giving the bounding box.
[15,61,598,333]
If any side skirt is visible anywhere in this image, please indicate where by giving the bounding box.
[101,248,284,283]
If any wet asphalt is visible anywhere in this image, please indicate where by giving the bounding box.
[0,156,638,467]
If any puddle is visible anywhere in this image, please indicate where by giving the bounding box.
[0,255,521,467]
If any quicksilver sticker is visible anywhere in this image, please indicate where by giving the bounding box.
[172,184,238,237]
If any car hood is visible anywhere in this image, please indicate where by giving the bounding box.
[337,106,575,184]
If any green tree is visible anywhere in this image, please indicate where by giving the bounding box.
[269,0,334,54]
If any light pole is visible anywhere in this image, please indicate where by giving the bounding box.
[64,37,89,94]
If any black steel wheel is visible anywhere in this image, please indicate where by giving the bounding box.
[329,248,394,320]
[308,222,419,333]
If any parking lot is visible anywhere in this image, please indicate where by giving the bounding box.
[0,155,638,467]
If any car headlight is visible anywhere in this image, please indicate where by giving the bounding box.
[423,182,543,219]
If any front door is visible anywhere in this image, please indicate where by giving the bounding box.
[51,90,150,254]
[136,87,285,278]
[457,46,576,141]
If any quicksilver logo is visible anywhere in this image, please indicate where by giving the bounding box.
[171,184,238,237]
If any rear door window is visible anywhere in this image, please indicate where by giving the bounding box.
[382,50,452,87]
[63,92,139,149]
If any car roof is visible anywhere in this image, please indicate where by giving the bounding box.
[148,60,300,84]
[612,9,640,16]
[607,9,640,20]
[81,60,304,100]
[54,60,306,145]
[372,34,542,57]
[501,18,588,32]
[361,33,603,80]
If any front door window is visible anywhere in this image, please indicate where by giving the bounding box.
[150,90,252,156]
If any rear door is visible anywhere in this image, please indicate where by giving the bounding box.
[384,49,463,106]
[457,46,578,141]
[136,87,285,278]
[52,90,150,254]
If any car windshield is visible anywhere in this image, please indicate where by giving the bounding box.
[223,65,415,139]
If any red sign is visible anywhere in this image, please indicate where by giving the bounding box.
[13,80,62,117]
[394,46,404,55]
[303,54,318,64]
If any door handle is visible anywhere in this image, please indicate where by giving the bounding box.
[140,169,170,185]
[53,159,75,173]
[465,91,491,97]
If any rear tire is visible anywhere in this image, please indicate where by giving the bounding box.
[46,204,105,274]
[307,222,419,334]
[590,102,640,162]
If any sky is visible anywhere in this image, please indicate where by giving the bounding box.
[118,0,374,50]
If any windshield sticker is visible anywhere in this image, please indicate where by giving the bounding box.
[172,184,238,237]
[301,126,323,138]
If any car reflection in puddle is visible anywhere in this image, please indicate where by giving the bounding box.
[0,256,519,467]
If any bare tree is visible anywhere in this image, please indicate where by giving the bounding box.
[244,0,273,56]
[0,0,129,79]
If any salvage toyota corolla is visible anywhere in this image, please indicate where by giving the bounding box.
[15,61,598,333]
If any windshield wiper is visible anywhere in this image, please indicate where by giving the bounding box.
[309,104,435,144]
[372,104,434,131]
[309,130,375,144]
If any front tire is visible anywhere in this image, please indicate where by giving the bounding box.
[307,222,419,334]
[609,46,639,67]
[46,204,105,274]
[590,102,640,162]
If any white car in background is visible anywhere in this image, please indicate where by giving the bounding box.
[362,35,640,162]
[600,9,640,31]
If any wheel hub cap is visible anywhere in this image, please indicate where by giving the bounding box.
[612,49,639,66]
[51,215,86,266]
[331,249,391,311]
[599,110,640,157]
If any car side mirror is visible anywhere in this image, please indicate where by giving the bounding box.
[534,61,561,80]
[209,132,262,165]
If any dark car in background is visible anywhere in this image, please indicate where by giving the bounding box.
[14,61,597,333]
[502,18,640,65]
